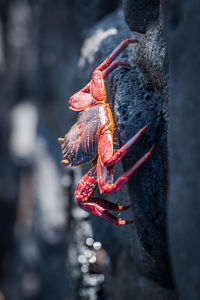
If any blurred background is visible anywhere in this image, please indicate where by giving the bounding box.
[0,0,123,299]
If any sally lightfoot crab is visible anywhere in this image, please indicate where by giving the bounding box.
[58,39,155,225]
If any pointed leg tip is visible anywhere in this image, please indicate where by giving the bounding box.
[144,144,156,160]
[119,61,132,69]
[127,39,139,44]
[118,218,135,225]
[149,143,156,153]
[118,204,131,211]
[141,122,151,133]
[126,219,136,225]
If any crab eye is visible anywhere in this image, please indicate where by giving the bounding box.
[61,158,71,166]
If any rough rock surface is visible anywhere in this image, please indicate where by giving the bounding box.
[110,12,170,281]
[123,0,160,33]
[167,0,200,299]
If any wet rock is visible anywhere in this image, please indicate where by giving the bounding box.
[123,0,160,33]
[167,0,200,299]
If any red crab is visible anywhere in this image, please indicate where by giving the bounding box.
[58,39,154,225]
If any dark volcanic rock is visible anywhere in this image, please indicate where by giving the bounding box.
[167,0,200,299]
[137,21,168,95]
[123,0,160,33]
[72,0,120,37]
[112,65,170,285]
[109,16,170,285]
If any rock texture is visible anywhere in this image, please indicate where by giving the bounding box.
[111,17,170,285]
[123,0,160,33]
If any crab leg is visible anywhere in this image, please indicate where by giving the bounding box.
[102,60,131,78]
[77,200,134,225]
[74,165,134,225]
[69,39,138,111]
[88,196,130,211]
[95,39,139,72]
[97,125,155,195]
[104,123,151,167]
[100,144,155,195]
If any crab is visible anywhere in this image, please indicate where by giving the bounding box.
[58,39,154,225]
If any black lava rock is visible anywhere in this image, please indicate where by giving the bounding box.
[123,0,160,33]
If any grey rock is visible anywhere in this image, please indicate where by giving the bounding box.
[167,0,200,299]
[123,0,160,33]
